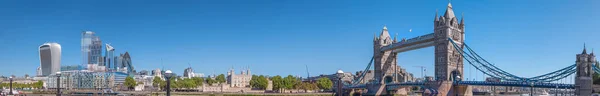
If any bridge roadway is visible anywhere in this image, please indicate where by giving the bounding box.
[345,81,575,91]
[380,33,435,53]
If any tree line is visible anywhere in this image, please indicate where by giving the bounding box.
[125,74,334,92]
[250,75,333,92]
[0,81,43,89]
[128,74,228,90]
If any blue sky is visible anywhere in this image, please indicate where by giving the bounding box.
[0,0,599,82]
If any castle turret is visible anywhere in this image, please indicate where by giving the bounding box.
[246,67,251,75]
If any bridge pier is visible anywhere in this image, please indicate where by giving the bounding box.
[389,86,409,96]
[425,81,472,96]
[365,83,386,95]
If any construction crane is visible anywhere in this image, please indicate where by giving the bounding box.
[305,64,310,81]
[413,66,426,79]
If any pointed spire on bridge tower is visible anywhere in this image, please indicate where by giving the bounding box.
[373,32,378,41]
[379,25,390,40]
[393,32,398,42]
[378,25,392,45]
[460,12,465,25]
[591,48,595,56]
[383,25,388,30]
[583,43,588,54]
[435,9,439,21]
[443,2,455,19]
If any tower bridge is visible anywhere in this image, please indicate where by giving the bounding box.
[344,3,597,96]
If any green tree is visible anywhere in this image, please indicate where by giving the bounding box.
[191,77,204,87]
[152,76,163,88]
[316,77,333,90]
[271,75,283,92]
[250,75,258,88]
[295,82,318,92]
[170,78,180,89]
[124,76,137,90]
[216,74,226,84]
[283,75,298,90]
[250,75,269,89]
[206,78,216,86]
[159,80,167,90]
[33,80,43,89]
[179,78,196,89]
[257,75,269,89]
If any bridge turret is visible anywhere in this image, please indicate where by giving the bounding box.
[575,45,593,95]
[372,25,398,86]
[434,2,464,82]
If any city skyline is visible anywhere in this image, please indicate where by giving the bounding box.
[1,0,600,80]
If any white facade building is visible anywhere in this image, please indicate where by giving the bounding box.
[39,43,61,76]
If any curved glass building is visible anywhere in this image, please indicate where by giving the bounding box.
[39,42,61,76]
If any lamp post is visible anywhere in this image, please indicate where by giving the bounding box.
[336,70,344,96]
[56,72,61,96]
[165,70,173,96]
[529,82,534,96]
[9,76,13,95]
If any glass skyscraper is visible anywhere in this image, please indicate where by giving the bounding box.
[105,44,115,71]
[81,31,102,70]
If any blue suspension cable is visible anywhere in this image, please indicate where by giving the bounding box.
[448,38,576,83]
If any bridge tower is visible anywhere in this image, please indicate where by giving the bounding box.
[373,26,399,84]
[434,2,465,82]
[575,46,594,96]
[429,3,470,96]
[369,26,400,95]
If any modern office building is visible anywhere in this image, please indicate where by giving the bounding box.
[46,71,128,90]
[36,67,42,77]
[183,67,194,78]
[61,65,80,71]
[39,42,61,76]
[105,44,115,71]
[116,52,134,74]
[81,31,102,69]
[152,69,162,77]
